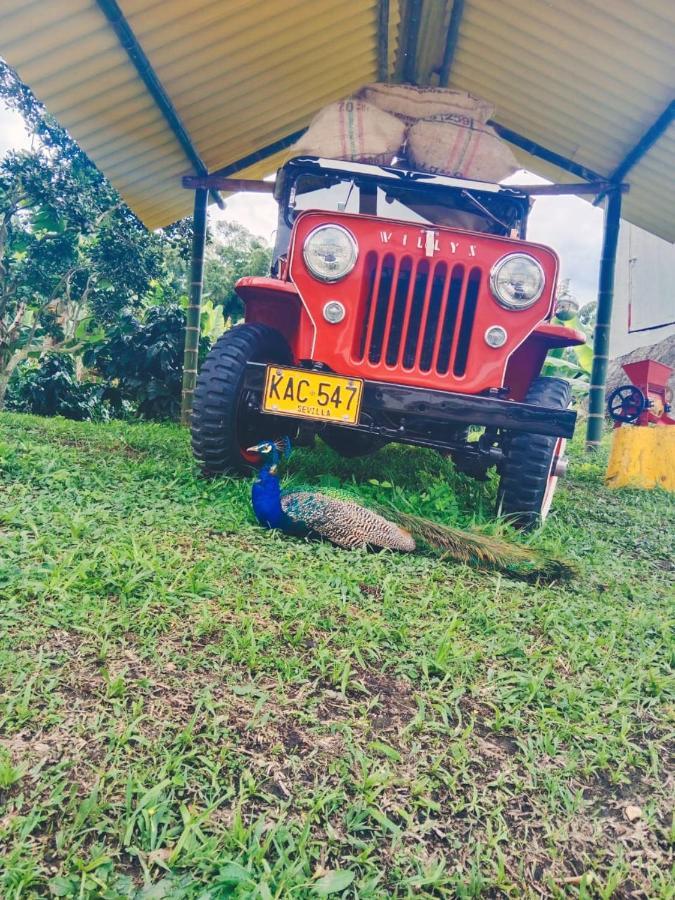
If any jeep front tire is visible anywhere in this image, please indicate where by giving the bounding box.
[497,376,571,529]
[191,323,292,475]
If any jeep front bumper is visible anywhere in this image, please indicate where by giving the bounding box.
[245,362,576,440]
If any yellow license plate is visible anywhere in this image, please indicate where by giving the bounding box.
[262,366,363,424]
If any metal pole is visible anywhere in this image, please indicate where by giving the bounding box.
[439,0,465,86]
[180,187,207,425]
[401,0,423,84]
[594,99,674,205]
[95,0,222,209]
[489,121,604,183]
[377,0,390,81]
[208,129,307,179]
[586,187,622,450]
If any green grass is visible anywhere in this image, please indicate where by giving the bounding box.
[0,412,673,899]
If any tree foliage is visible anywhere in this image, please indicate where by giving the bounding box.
[0,61,273,419]
[6,352,107,420]
[204,221,272,321]
[0,63,169,409]
[84,304,210,420]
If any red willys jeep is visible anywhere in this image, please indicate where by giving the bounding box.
[191,156,585,527]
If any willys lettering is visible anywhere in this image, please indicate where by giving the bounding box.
[379,229,477,257]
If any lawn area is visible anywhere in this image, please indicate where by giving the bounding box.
[0,412,673,899]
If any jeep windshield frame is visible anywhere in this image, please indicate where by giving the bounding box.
[272,156,531,264]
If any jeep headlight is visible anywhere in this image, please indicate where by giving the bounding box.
[303,225,358,282]
[490,254,545,309]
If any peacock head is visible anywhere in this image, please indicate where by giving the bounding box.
[249,438,291,529]
[246,436,292,474]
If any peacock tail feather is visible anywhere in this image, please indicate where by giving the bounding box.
[280,491,416,552]
[387,509,532,564]
[376,505,576,582]
[280,483,573,580]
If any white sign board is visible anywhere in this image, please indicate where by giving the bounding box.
[611,223,675,357]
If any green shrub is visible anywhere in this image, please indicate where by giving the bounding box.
[6,353,108,420]
[84,304,210,420]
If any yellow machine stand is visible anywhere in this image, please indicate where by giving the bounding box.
[605,427,675,491]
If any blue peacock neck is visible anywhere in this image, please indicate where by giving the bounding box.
[251,465,286,529]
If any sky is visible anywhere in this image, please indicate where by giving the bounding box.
[1,102,604,307]
[0,104,31,156]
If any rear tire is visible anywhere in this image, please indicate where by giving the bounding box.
[191,323,292,475]
[497,376,571,529]
[322,427,388,458]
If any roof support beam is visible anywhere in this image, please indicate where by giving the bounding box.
[94,0,222,209]
[489,121,606,182]
[209,130,307,179]
[439,0,465,86]
[609,100,674,183]
[401,0,423,84]
[95,0,202,173]
[377,0,391,81]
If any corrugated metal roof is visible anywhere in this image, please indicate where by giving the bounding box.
[0,0,394,228]
[405,0,675,242]
[0,0,672,240]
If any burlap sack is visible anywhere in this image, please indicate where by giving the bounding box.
[290,99,405,165]
[361,83,494,125]
[407,114,518,182]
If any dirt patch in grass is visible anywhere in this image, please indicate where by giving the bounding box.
[546,776,673,897]
[21,432,149,460]
[358,669,418,733]
[391,694,675,897]
[359,582,384,600]
[24,630,344,761]
[312,668,417,738]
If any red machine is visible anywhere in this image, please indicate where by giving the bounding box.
[607,359,675,426]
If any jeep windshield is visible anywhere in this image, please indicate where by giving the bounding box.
[288,172,515,234]
[272,158,530,265]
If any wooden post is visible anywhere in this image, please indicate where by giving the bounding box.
[180,187,207,425]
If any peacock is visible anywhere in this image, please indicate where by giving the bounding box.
[248,438,574,582]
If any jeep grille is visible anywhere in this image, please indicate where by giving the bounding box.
[354,252,481,378]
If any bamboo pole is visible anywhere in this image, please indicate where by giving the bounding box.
[586,187,622,450]
[180,187,207,425]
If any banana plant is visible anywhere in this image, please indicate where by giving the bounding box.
[543,294,596,391]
